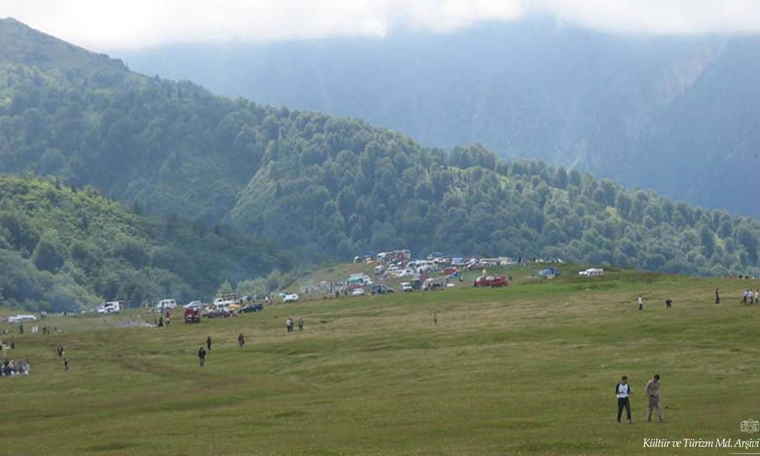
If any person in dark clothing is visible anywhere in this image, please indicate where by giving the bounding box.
[615,375,632,424]
[665,299,672,309]
[206,336,212,351]
[238,333,245,347]
[715,288,720,304]
[64,357,69,371]
[198,347,206,367]
[298,318,304,331]
[158,316,163,327]
[19,324,23,335]
[57,345,64,357]
[10,336,15,349]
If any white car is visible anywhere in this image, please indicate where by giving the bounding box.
[283,293,299,303]
[155,299,177,311]
[351,288,365,296]
[400,282,413,292]
[8,314,37,323]
[97,301,122,314]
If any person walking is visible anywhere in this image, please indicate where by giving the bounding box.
[434,312,438,325]
[645,374,664,422]
[715,288,720,304]
[665,299,672,309]
[63,357,69,371]
[754,289,759,305]
[298,318,304,331]
[615,375,633,424]
[637,295,644,311]
[286,318,293,333]
[198,347,206,367]
[206,336,212,351]
[238,333,245,347]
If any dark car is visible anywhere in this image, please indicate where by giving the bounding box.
[204,309,233,318]
[473,275,508,288]
[238,303,264,313]
[371,284,394,295]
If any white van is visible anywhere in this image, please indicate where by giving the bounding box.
[97,301,122,314]
[156,299,177,311]
[8,314,37,323]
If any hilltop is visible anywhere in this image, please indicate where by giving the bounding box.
[0,19,758,275]
[123,22,760,218]
[0,175,292,311]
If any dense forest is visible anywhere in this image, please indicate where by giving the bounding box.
[123,21,760,218]
[0,175,292,311]
[0,18,759,280]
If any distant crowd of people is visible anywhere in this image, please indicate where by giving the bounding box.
[1,358,30,376]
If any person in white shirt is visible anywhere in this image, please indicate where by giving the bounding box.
[616,375,633,424]
[637,295,644,311]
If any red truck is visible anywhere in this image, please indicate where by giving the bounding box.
[473,275,508,288]
[184,308,200,323]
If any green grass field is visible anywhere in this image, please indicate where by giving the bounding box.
[2,267,759,456]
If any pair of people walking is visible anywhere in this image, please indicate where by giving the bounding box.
[286,318,304,333]
[616,374,664,424]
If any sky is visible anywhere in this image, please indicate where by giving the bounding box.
[3,0,760,51]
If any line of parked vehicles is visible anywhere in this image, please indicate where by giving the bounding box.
[94,294,268,323]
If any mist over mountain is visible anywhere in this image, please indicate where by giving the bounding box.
[121,21,760,218]
[1,17,759,278]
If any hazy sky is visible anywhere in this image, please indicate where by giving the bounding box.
[3,0,760,50]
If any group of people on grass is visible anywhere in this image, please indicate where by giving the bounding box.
[615,374,664,424]
[741,289,759,305]
[197,318,306,367]
[1,358,31,376]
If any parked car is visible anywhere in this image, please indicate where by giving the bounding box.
[184,308,201,323]
[8,314,37,323]
[474,275,508,287]
[371,284,394,295]
[351,288,365,296]
[422,278,444,291]
[540,267,562,278]
[204,309,233,319]
[283,293,299,303]
[155,298,177,312]
[239,303,264,313]
[213,294,237,311]
[579,268,604,277]
[400,282,413,292]
[97,301,123,314]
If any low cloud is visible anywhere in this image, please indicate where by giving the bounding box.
[2,0,760,51]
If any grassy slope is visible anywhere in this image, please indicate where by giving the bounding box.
[1,269,759,455]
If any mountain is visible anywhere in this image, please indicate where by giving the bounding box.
[0,18,759,277]
[0,174,292,311]
[120,21,760,218]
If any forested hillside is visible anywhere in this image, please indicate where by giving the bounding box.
[1,18,759,277]
[122,21,760,218]
[0,175,292,311]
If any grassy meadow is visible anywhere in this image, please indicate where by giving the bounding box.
[1,266,759,456]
